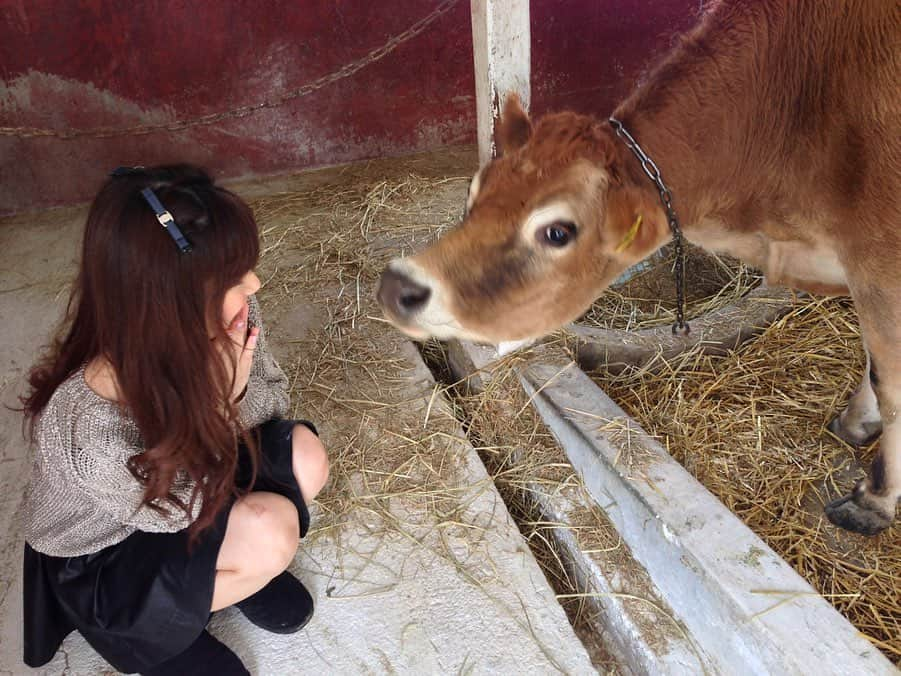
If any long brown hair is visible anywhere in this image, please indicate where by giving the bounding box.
[23,164,260,536]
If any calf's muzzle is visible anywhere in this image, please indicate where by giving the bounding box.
[377,267,432,322]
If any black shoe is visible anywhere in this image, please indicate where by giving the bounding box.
[143,630,248,676]
[235,571,314,634]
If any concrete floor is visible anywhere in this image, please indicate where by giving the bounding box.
[0,161,595,674]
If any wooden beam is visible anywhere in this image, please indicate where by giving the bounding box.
[470,0,530,166]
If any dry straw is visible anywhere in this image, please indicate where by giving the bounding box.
[246,159,646,671]
[245,158,897,666]
[594,295,899,662]
[581,244,762,331]
[248,166,481,555]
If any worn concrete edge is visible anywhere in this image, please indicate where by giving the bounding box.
[524,460,713,675]
[397,341,597,673]
[447,340,714,676]
[519,357,895,676]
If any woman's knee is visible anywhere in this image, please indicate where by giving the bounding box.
[223,492,299,576]
[291,424,329,503]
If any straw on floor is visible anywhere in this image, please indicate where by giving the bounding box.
[244,159,655,672]
[581,244,761,331]
[594,295,900,663]
[245,159,897,666]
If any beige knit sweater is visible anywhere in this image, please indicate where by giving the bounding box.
[23,296,290,557]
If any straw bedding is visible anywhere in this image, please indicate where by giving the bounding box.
[242,155,897,665]
[593,296,900,663]
[581,244,761,331]
[246,160,480,559]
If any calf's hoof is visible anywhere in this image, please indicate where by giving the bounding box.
[826,415,881,448]
[825,484,893,535]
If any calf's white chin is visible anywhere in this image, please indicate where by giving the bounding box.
[496,339,535,356]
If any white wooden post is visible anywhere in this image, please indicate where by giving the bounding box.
[470,0,531,166]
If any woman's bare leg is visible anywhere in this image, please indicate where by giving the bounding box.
[291,424,329,504]
[211,491,299,611]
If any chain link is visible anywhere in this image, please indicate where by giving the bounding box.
[609,117,690,335]
[0,0,458,140]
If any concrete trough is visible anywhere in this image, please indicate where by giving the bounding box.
[449,342,714,674]
[450,340,895,675]
[518,353,895,674]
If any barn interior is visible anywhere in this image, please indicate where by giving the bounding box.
[1,1,897,673]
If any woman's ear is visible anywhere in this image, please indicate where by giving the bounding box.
[494,94,532,156]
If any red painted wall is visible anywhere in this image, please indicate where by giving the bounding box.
[0,1,699,214]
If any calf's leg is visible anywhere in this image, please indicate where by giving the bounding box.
[825,287,900,535]
[827,351,882,446]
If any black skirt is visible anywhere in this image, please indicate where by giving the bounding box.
[23,417,316,674]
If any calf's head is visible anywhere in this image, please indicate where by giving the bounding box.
[378,96,670,343]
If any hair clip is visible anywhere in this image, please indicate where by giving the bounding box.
[139,187,193,254]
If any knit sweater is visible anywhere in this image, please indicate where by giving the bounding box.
[23,295,290,557]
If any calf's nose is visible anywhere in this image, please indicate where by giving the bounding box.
[377,267,432,319]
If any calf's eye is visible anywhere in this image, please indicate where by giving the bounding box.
[538,220,577,247]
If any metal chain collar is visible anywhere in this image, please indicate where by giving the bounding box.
[609,117,690,335]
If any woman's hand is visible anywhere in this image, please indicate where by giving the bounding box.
[226,307,259,403]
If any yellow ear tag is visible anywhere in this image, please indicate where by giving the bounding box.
[615,214,642,253]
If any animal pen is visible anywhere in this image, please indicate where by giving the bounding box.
[0,1,897,674]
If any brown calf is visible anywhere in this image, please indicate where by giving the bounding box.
[377,0,901,535]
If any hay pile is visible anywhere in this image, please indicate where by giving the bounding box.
[247,164,482,557]
[581,244,760,331]
[594,296,900,663]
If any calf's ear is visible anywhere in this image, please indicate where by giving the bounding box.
[494,94,532,156]
[603,185,669,261]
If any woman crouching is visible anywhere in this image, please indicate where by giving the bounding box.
[20,164,329,675]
